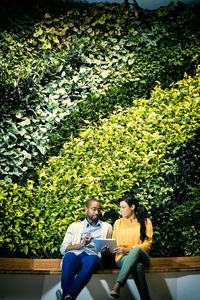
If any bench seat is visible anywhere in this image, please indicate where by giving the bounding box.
[0,256,200,275]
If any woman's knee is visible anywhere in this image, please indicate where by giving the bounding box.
[130,247,141,254]
[129,247,141,259]
[129,248,149,267]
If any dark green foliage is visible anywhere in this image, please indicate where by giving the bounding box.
[150,132,200,256]
[0,70,199,257]
[0,1,200,258]
[1,2,200,183]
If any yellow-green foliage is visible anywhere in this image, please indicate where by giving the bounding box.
[0,69,199,257]
[37,70,199,210]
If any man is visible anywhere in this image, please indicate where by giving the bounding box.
[56,199,113,300]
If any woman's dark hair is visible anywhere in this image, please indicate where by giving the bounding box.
[120,193,148,242]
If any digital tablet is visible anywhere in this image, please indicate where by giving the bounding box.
[93,238,117,253]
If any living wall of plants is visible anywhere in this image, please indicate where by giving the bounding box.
[0,1,199,183]
[1,69,199,257]
[0,0,200,258]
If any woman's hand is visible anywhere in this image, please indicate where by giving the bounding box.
[113,247,131,254]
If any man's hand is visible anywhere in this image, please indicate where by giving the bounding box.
[100,245,111,256]
[65,233,93,252]
[82,233,93,247]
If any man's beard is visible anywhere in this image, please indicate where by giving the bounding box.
[87,214,98,224]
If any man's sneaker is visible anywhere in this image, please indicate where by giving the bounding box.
[64,296,72,300]
[56,289,62,300]
[56,289,72,300]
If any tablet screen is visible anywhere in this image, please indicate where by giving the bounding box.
[93,238,116,252]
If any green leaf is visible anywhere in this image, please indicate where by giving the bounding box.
[23,245,29,255]
[33,28,43,37]
[19,119,31,127]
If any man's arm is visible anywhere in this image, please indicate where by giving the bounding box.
[60,223,78,255]
[102,222,113,239]
[106,223,113,238]
[65,233,93,253]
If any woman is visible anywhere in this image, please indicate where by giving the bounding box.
[110,193,153,300]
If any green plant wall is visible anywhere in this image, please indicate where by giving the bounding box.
[0,1,200,258]
[0,2,199,184]
[0,69,199,257]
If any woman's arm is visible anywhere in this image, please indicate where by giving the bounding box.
[112,219,153,254]
[113,247,132,254]
[137,219,153,251]
[112,220,132,254]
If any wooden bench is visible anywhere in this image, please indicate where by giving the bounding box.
[0,256,200,275]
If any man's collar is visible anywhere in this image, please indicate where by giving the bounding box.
[84,218,101,227]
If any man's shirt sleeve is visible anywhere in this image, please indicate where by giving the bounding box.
[60,224,74,255]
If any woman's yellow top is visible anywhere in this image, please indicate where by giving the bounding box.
[112,217,153,262]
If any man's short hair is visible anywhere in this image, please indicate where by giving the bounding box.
[86,198,100,208]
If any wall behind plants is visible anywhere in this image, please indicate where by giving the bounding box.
[0,69,199,258]
[87,0,200,10]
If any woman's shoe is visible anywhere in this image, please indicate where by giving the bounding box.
[110,289,120,298]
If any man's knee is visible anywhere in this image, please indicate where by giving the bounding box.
[86,255,100,270]
[63,252,78,266]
